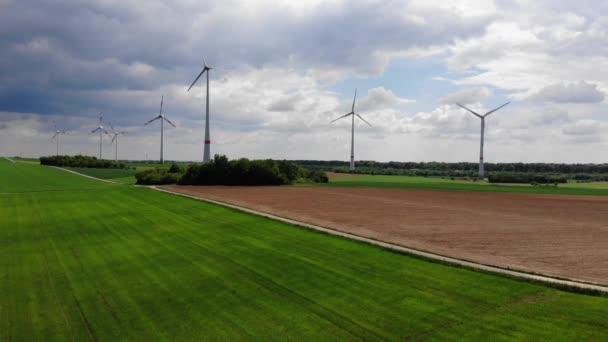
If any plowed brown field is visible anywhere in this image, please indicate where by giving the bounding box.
[160,185,608,285]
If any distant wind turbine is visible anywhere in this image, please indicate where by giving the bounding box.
[109,124,128,163]
[331,89,372,171]
[89,115,109,159]
[187,56,216,163]
[51,122,67,156]
[144,95,176,164]
[456,102,510,180]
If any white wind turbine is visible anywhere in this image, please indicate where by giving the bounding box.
[187,56,216,163]
[109,124,128,163]
[144,95,176,164]
[331,89,372,171]
[51,122,67,156]
[456,102,510,180]
[89,115,109,159]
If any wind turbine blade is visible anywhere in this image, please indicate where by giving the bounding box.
[203,56,207,68]
[89,128,100,134]
[163,117,176,127]
[352,88,357,112]
[187,69,206,92]
[99,114,103,124]
[355,113,372,127]
[144,116,161,126]
[456,103,482,118]
[103,129,110,135]
[159,95,164,115]
[112,135,117,143]
[484,102,510,117]
[331,112,353,123]
[52,132,58,139]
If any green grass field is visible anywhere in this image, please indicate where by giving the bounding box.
[562,181,608,189]
[66,167,138,180]
[327,174,608,196]
[2,158,608,340]
[63,165,166,184]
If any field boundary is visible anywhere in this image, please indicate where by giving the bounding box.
[3,157,16,163]
[151,186,608,294]
[51,166,119,184]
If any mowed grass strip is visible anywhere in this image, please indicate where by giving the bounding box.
[327,174,608,196]
[1,161,608,340]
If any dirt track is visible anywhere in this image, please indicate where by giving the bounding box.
[160,186,608,285]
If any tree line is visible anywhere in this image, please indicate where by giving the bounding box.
[40,155,130,169]
[292,160,608,174]
[136,155,329,185]
[487,172,568,184]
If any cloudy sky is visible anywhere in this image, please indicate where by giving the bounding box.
[1,0,607,163]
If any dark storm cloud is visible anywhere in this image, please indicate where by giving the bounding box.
[0,0,492,121]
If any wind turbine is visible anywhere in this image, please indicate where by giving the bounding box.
[456,102,510,180]
[144,95,176,164]
[187,56,215,163]
[109,124,128,163]
[331,89,372,171]
[89,115,109,159]
[51,122,67,156]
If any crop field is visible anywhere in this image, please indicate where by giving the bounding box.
[64,163,181,184]
[326,174,608,196]
[562,181,608,189]
[2,158,608,340]
[66,167,137,181]
[161,185,608,284]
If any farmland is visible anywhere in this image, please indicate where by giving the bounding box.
[325,174,608,196]
[161,185,608,284]
[2,158,608,340]
[66,167,137,181]
[64,162,183,184]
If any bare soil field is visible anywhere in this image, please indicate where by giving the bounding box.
[160,186,608,285]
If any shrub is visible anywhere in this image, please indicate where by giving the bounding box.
[179,155,327,186]
[168,163,183,173]
[305,170,329,183]
[135,168,181,185]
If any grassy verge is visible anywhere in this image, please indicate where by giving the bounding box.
[1,158,608,340]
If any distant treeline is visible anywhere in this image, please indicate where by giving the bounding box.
[124,160,191,165]
[292,160,608,174]
[487,172,567,184]
[136,155,329,185]
[40,155,130,169]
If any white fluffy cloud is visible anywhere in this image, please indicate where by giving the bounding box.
[440,87,493,105]
[1,0,608,163]
[528,82,605,103]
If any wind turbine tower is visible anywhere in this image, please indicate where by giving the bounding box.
[51,122,67,156]
[89,115,109,159]
[187,57,216,163]
[109,124,128,163]
[331,89,372,171]
[456,102,510,180]
[144,95,176,164]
